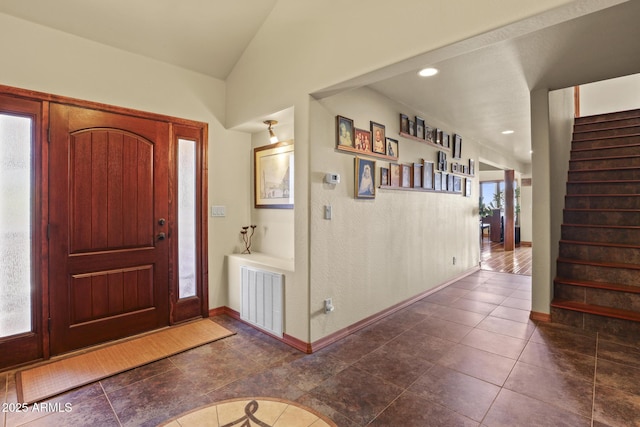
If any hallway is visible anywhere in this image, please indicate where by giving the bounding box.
[480,240,532,276]
[2,270,638,426]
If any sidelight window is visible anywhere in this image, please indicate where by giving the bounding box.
[0,114,33,338]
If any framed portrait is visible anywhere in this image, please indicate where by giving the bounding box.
[453,175,462,193]
[464,178,472,197]
[254,141,294,209]
[441,172,449,191]
[434,172,442,191]
[413,163,422,188]
[453,134,463,159]
[438,151,447,171]
[386,138,398,158]
[442,132,450,149]
[354,128,371,152]
[336,115,354,148]
[435,128,442,145]
[422,160,434,190]
[380,167,389,186]
[415,117,425,140]
[469,159,475,176]
[400,114,410,134]
[370,121,386,154]
[425,126,435,144]
[401,164,412,188]
[452,163,458,173]
[355,157,376,198]
[448,173,454,192]
[390,163,401,187]
[408,119,415,136]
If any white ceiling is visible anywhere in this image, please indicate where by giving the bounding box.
[1,0,639,166]
[0,0,277,80]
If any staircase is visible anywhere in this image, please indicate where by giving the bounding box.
[551,108,640,338]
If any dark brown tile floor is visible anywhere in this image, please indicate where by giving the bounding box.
[2,270,640,426]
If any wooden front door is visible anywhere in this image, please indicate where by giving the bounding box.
[48,103,170,355]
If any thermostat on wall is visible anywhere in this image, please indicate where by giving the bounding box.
[325,173,340,184]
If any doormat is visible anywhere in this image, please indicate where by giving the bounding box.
[16,319,234,404]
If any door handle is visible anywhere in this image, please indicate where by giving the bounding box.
[158,218,166,226]
[157,232,166,241]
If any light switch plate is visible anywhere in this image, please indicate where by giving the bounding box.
[211,205,226,217]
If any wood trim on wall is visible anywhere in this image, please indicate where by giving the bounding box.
[0,83,209,369]
[574,85,581,118]
[209,267,481,354]
[530,311,551,322]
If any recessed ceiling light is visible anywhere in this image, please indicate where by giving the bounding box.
[418,67,438,77]
[501,130,515,135]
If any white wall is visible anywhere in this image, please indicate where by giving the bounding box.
[250,122,296,260]
[0,13,251,311]
[530,87,574,315]
[520,180,533,243]
[308,87,479,340]
[1,0,588,344]
[226,0,578,128]
[580,73,640,116]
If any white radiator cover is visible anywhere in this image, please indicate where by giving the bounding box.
[240,266,284,337]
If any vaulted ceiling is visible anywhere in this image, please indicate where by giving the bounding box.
[2,0,639,166]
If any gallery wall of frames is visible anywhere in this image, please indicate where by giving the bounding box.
[336,113,475,200]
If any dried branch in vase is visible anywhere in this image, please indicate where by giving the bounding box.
[241,225,257,254]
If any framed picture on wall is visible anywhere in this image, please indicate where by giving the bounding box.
[355,157,376,198]
[354,128,371,152]
[453,134,463,159]
[380,167,389,186]
[422,160,434,190]
[386,137,398,158]
[465,178,472,197]
[400,114,410,134]
[413,163,422,188]
[371,121,386,154]
[415,117,425,140]
[254,140,294,209]
[336,115,355,148]
[425,126,435,144]
[435,128,442,145]
[401,164,412,188]
[442,132,450,149]
[453,175,462,193]
[390,163,401,187]
[434,171,442,191]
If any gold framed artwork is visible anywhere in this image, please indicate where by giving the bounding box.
[254,141,294,209]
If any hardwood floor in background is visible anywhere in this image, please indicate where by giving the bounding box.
[480,240,532,276]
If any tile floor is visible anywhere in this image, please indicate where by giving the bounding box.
[2,270,639,426]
